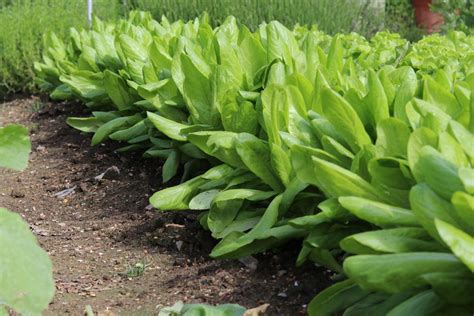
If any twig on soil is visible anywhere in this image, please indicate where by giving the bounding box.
[53,186,77,199]
[91,166,120,182]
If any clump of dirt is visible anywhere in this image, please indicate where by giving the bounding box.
[0,96,332,315]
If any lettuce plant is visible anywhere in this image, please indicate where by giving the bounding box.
[36,12,474,315]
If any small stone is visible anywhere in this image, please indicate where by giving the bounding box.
[277,292,288,299]
[36,145,46,152]
[10,190,25,198]
[79,182,89,192]
[238,256,258,271]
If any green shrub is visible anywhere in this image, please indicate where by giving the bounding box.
[431,0,474,33]
[124,0,384,35]
[0,0,119,97]
[385,0,425,41]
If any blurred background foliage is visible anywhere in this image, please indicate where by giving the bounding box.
[0,0,119,96]
[431,0,474,33]
[0,0,462,97]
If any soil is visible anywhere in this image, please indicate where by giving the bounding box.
[0,96,332,315]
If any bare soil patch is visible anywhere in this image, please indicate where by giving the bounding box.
[0,96,332,315]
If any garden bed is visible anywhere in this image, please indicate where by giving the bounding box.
[0,96,331,315]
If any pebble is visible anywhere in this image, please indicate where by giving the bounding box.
[10,189,25,198]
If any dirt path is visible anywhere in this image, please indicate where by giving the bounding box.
[0,96,331,315]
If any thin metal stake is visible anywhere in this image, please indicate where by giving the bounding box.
[87,0,93,27]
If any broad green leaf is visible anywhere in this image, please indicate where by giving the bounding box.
[103,70,134,110]
[188,131,245,168]
[435,219,474,272]
[321,87,371,152]
[422,272,474,305]
[220,101,258,134]
[365,69,389,129]
[210,224,304,259]
[407,128,438,182]
[189,190,221,210]
[416,146,464,200]
[294,155,382,201]
[448,120,474,161]
[91,116,130,146]
[423,76,462,119]
[66,117,102,133]
[350,144,377,181]
[321,136,354,169]
[437,132,470,168]
[162,150,180,183]
[387,290,448,316]
[235,133,284,191]
[318,198,353,221]
[307,279,370,316]
[393,69,417,124]
[368,158,413,208]
[149,177,207,210]
[458,167,474,194]
[0,125,31,171]
[410,184,462,241]
[109,120,148,141]
[289,212,328,229]
[158,301,246,316]
[343,292,415,316]
[340,227,444,254]
[339,197,418,228]
[180,54,218,126]
[269,143,292,187]
[451,192,474,231]
[344,252,470,293]
[208,189,275,235]
[326,35,343,74]
[413,99,451,132]
[376,118,410,158]
[147,112,188,141]
[307,247,343,273]
[0,208,54,314]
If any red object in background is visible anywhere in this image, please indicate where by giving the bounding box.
[412,0,444,33]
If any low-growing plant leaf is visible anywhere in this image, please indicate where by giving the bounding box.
[162,149,180,183]
[410,184,463,241]
[376,118,410,158]
[235,133,284,191]
[321,87,371,152]
[416,146,464,200]
[451,192,474,232]
[344,253,470,293]
[339,197,418,228]
[422,272,474,305]
[66,117,102,133]
[435,219,474,272]
[149,177,207,210]
[307,279,371,316]
[407,128,438,183]
[294,155,382,201]
[340,227,444,254]
[189,189,221,210]
[0,125,31,171]
[386,290,448,316]
[0,208,55,314]
[147,111,188,141]
[188,131,245,168]
[458,167,474,194]
[91,116,130,146]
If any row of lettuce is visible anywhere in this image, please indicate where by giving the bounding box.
[35,12,474,315]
